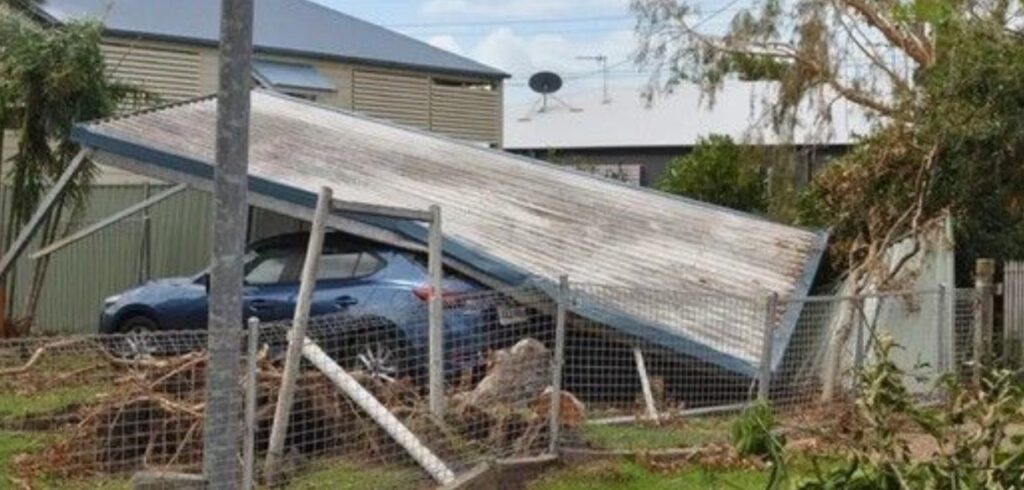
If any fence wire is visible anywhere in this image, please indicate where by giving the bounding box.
[0,284,982,488]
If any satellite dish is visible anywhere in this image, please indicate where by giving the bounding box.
[529,71,563,95]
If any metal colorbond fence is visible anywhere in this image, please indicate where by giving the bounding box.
[0,185,308,335]
[0,283,979,488]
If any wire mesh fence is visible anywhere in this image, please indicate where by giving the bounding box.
[0,282,984,488]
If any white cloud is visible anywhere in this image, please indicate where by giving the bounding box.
[421,0,627,19]
[462,27,640,104]
[470,27,634,75]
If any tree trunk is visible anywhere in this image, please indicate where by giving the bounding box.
[821,298,857,402]
[19,198,65,333]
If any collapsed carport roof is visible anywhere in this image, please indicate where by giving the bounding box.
[71,90,828,378]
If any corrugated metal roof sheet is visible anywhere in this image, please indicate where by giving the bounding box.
[72,91,827,377]
[33,0,507,79]
[252,59,336,93]
[505,82,871,150]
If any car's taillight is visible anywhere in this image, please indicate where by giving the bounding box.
[413,284,463,306]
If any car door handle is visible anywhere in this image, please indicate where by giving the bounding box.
[335,296,358,308]
[248,299,273,310]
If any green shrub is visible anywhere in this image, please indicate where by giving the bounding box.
[657,135,767,213]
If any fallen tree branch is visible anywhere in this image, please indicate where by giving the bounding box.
[0,338,86,375]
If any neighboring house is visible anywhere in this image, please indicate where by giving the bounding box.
[504,82,869,187]
[25,0,507,148]
[0,1,509,332]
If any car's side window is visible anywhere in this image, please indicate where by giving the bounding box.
[317,249,384,281]
[245,247,298,285]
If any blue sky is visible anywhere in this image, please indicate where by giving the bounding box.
[309,1,745,106]
[312,0,645,103]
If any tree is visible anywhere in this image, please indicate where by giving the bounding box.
[632,0,1024,398]
[0,7,143,335]
[657,134,767,213]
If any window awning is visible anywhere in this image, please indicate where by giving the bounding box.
[252,59,336,93]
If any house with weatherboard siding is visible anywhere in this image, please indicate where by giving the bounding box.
[23,0,508,148]
[0,0,509,331]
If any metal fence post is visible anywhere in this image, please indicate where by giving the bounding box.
[973,259,995,385]
[548,275,568,455]
[936,284,948,374]
[428,205,445,418]
[1004,262,1021,367]
[242,317,259,490]
[137,182,152,284]
[758,293,778,402]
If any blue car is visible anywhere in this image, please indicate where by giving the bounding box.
[100,232,517,380]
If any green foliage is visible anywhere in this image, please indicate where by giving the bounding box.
[730,401,787,489]
[657,135,767,213]
[731,401,780,458]
[528,458,772,490]
[794,334,1024,490]
[0,8,146,329]
[798,17,1024,282]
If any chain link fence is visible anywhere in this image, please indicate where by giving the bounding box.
[0,283,982,488]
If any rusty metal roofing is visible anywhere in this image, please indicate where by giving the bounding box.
[72,90,827,377]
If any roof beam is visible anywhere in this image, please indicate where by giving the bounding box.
[29,183,188,260]
[0,149,91,280]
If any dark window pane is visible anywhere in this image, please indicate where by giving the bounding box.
[317,251,382,280]
[245,248,295,285]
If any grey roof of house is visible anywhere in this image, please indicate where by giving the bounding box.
[32,0,507,79]
[252,59,336,92]
[505,82,871,150]
[72,90,827,378]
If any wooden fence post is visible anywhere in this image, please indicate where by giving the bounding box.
[265,186,331,485]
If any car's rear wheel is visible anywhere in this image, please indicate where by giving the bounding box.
[324,318,413,383]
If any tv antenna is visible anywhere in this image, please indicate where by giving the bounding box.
[577,54,610,104]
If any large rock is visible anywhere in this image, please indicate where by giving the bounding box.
[464,338,551,408]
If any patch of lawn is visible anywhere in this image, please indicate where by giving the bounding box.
[581,418,733,450]
[0,430,46,483]
[39,476,131,490]
[528,459,769,490]
[529,456,844,490]
[285,460,424,490]
[1,431,128,489]
[0,383,105,419]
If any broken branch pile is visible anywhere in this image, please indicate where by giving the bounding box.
[7,336,585,484]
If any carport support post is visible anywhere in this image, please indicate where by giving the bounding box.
[204,0,253,486]
[548,275,568,455]
[428,205,445,418]
[265,186,332,485]
[758,293,778,402]
[633,347,659,421]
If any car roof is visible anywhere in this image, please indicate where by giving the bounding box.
[249,231,391,251]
